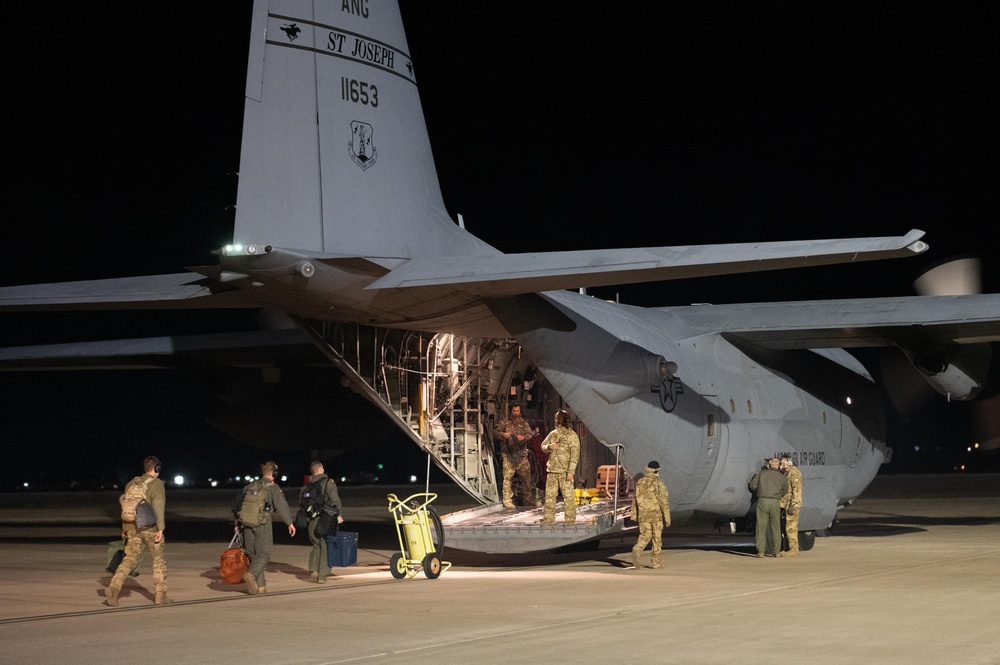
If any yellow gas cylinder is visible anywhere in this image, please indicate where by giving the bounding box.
[402,515,428,559]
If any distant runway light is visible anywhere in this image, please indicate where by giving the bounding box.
[409,475,418,483]
[846,396,853,405]
[210,480,219,488]
[23,482,28,488]
[173,475,184,486]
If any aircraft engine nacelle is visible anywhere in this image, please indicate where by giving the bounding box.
[589,340,675,405]
[903,343,992,401]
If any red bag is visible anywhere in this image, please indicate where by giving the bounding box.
[220,531,250,584]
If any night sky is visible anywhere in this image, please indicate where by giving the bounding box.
[2,2,997,487]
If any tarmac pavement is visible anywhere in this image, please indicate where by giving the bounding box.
[1,476,998,664]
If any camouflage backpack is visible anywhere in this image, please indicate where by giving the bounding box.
[238,479,269,527]
[120,476,156,528]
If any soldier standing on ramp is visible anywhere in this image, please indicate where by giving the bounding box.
[494,403,537,509]
[540,409,580,526]
[630,461,671,569]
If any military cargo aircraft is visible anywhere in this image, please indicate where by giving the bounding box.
[2,2,998,551]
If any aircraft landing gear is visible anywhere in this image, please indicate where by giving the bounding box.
[798,530,816,551]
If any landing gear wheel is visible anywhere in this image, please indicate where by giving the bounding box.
[389,552,407,579]
[798,530,816,551]
[422,553,442,579]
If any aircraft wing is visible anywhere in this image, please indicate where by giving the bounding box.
[0,328,316,370]
[0,273,265,311]
[663,294,1000,349]
[366,230,928,295]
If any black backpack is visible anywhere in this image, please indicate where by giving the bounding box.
[300,477,328,520]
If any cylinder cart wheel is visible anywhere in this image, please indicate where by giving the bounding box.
[389,552,407,579]
[422,553,442,579]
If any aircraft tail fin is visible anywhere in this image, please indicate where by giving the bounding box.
[234,1,493,259]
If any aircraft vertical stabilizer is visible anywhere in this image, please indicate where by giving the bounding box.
[234,0,494,259]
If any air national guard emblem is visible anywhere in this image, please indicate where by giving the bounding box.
[349,121,377,170]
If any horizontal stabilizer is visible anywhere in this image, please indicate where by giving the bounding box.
[366,230,928,295]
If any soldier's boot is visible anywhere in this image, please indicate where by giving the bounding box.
[630,551,640,569]
[651,559,662,570]
[106,585,120,607]
[779,548,799,557]
[310,571,319,582]
[243,571,259,595]
[154,593,174,605]
[257,586,267,594]
[503,501,516,509]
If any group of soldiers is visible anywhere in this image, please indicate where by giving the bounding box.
[496,403,806,569]
[496,404,671,569]
[748,456,804,558]
[105,457,343,607]
[495,405,583,527]
[107,412,806,604]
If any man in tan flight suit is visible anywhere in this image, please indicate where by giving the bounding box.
[106,456,170,606]
[540,409,580,526]
[630,461,671,569]
[779,455,803,556]
[494,403,537,508]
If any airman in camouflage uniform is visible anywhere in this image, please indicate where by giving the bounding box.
[239,461,296,595]
[540,409,580,526]
[494,404,537,508]
[630,461,671,569]
[106,456,170,606]
[779,455,803,556]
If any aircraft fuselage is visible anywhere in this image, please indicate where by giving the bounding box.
[501,290,888,531]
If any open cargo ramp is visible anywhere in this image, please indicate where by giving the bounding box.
[441,499,633,553]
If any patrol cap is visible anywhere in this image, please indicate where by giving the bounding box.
[648,461,660,469]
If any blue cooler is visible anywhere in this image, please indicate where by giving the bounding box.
[325,531,358,567]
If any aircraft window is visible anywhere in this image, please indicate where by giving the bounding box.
[823,412,827,424]
[706,413,717,438]
[729,399,736,413]
[747,400,753,414]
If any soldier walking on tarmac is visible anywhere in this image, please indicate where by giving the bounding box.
[106,456,170,606]
[630,461,672,569]
[494,403,537,509]
[235,461,296,595]
[540,409,580,526]
[780,455,803,556]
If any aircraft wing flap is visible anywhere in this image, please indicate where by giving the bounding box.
[366,230,927,294]
[669,295,1000,349]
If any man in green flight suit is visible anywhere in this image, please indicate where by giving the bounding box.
[238,461,296,595]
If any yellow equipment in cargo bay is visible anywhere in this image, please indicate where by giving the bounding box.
[387,493,451,579]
